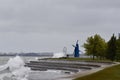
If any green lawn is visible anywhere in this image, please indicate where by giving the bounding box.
[74,64,120,80]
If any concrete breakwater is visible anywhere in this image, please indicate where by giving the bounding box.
[25,60,101,73]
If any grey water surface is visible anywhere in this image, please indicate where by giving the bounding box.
[0,56,72,80]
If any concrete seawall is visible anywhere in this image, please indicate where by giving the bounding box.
[25,60,102,72]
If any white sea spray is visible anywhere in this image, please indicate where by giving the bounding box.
[0,56,30,80]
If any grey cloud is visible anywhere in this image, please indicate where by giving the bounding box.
[0,0,120,52]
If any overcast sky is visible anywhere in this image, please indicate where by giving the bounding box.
[0,0,120,53]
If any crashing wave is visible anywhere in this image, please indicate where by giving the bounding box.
[52,52,66,58]
[0,56,30,80]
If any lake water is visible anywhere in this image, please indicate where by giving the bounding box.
[0,56,73,80]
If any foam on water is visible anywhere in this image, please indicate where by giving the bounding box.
[0,56,30,80]
[52,52,66,58]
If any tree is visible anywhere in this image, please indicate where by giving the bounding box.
[83,36,94,56]
[94,35,107,59]
[106,34,117,61]
[83,34,107,60]
[116,37,120,61]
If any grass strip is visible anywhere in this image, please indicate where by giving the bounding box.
[47,58,112,62]
[74,64,120,80]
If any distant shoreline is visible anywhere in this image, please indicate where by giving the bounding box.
[0,52,53,57]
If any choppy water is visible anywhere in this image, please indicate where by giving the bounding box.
[0,56,72,80]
